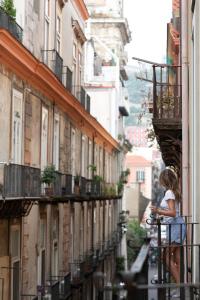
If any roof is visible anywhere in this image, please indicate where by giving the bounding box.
[125,155,152,167]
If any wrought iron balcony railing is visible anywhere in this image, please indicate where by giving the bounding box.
[62,66,72,92]
[120,217,200,300]
[41,49,63,82]
[70,261,85,286]
[0,6,23,42]
[0,163,41,198]
[153,65,182,122]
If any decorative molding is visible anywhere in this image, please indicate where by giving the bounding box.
[72,19,87,44]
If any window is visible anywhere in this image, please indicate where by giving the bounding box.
[10,227,20,300]
[38,218,46,286]
[56,15,61,54]
[81,136,85,177]
[53,113,60,170]
[52,214,58,276]
[12,89,23,164]
[71,129,76,176]
[41,106,48,170]
[73,43,77,95]
[136,170,145,182]
[44,0,50,61]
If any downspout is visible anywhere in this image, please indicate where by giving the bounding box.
[181,0,189,215]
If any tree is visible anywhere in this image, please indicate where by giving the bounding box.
[126,219,147,268]
[1,0,16,19]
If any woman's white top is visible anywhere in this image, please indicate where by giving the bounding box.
[160,189,179,223]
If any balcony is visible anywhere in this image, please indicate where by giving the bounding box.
[0,163,41,199]
[152,65,182,170]
[0,7,23,42]
[120,217,198,300]
[119,95,130,117]
[70,261,85,287]
[42,49,63,82]
[0,163,41,217]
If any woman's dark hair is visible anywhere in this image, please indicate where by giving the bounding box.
[159,168,181,201]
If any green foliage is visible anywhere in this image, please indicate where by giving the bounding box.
[93,175,103,182]
[117,180,124,195]
[87,164,97,173]
[74,174,80,185]
[126,219,147,268]
[41,165,56,186]
[116,256,125,272]
[1,0,16,19]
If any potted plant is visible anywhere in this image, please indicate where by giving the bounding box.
[41,165,56,196]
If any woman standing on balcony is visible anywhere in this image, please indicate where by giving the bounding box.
[150,168,186,283]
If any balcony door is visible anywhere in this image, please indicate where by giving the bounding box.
[53,113,60,170]
[11,89,23,164]
[71,129,76,192]
[37,218,46,287]
[41,106,48,170]
[10,226,20,300]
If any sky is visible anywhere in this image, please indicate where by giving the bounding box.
[124,0,172,65]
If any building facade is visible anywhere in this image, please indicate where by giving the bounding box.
[84,0,131,141]
[0,1,126,299]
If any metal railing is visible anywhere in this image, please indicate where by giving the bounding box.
[0,163,41,198]
[62,66,72,92]
[153,65,182,121]
[0,6,23,42]
[70,261,85,286]
[41,49,63,82]
[120,217,200,300]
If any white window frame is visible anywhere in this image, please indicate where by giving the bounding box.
[53,113,60,170]
[136,170,145,182]
[41,106,48,170]
[81,136,85,177]
[11,89,23,164]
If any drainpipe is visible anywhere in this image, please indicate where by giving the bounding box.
[181,0,189,216]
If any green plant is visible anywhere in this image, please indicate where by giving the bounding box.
[87,164,97,173]
[93,175,103,182]
[120,168,131,183]
[117,181,124,195]
[41,165,56,186]
[116,256,125,272]
[1,0,16,19]
[74,174,80,185]
[126,220,147,268]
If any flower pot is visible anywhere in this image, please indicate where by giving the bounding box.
[45,187,53,196]
[74,185,80,195]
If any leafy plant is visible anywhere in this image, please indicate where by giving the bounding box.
[1,0,16,19]
[87,164,97,173]
[93,175,103,182]
[41,165,56,186]
[117,181,124,195]
[74,174,80,185]
[116,256,125,272]
[126,220,147,268]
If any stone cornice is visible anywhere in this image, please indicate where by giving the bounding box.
[73,0,89,21]
[0,29,119,152]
